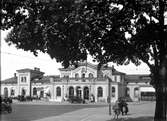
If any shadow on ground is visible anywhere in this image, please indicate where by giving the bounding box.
[106,116,153,121]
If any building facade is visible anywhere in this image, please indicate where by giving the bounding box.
[1,62,155,102]
[125,75,155,101]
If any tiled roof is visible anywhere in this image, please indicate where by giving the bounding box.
[125,74,151,83]
[59,62,125,75]
[16,68,44,74]
[1,75,61,84]
[32,76,50,83]
[17,68,33,72]
[59,62,97,71]
[32,75,61,83]
[1,77,17,84]
[112,69,125,75]
[101,66,125,75]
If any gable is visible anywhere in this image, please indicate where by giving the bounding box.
[71,65,97,78]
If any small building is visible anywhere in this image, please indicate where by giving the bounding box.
[125,75,155,101]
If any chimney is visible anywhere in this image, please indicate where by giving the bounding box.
[14,73,17,77]
[34,67,40,71]
[50,77,54,83]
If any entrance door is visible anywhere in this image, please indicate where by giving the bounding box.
[40,91,44,98]
[21,89,26,96]
[84,87,89,100]
[76,87,81,98]
[69,86,74,98]
[4,87,8,98]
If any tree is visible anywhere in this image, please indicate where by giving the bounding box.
[1,0,88,67]
[1,0,167,120]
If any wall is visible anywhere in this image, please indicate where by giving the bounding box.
[1,84,18,97]
[17,72,31,96]
[127,83,140,101]
[94,82,108,102]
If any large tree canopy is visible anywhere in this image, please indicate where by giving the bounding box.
[1,0,88,67]
[1,0,167,120]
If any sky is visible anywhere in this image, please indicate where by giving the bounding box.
[1,30,151,80]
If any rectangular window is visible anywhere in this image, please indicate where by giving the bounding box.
[24,77,27,82]
[111,87,116,97]
[21,76,27,83]
[114,76,117,82]
[56,87,61,96]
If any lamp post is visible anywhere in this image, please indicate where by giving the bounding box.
[108,77,112,115]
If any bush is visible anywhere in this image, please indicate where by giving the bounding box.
[12,96,18,100]
[97,97,106,103]
[68,96,85,103]
[32,96,41,100]
[119,96,133,102]
[17,95,26,101]
[25,96,33,101]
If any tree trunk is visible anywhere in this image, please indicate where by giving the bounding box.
[154,56,167,121]
[154,86,167,121]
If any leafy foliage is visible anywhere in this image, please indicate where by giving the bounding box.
[1,0,167,120]
[2,0,88,67]
[1,0,167,77]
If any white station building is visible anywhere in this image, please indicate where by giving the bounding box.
[1,62,155,102]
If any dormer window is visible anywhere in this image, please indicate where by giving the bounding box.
[75,73,79,78]
[81,68,86,73]
[120,75,123,81]
[114,76,117,82]
[64,75,69,78]
[82,73,85,78]
[112,87,116,97]
[89,73,93,78]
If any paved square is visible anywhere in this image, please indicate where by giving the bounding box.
[0,101,155,121]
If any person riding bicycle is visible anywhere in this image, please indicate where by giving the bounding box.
[1,97,12,113]
[112,100,121,119]
[119,98,128,115]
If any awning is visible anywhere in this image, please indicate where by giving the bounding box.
[140,87,155,92]
[36,87,44,91]
[44,87,50,94]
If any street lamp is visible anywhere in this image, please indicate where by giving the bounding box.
[107,76,112,115]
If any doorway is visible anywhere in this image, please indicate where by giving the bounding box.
[84,87,89,100]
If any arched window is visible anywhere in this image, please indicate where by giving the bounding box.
[33,87,37,96]
[11,89,15,96]
[40,91,44,97]
[83,87,89,100]
[56,87,61,96]
[21,88,26,96]
[97,87,103,97]
[75,73,79,78]
[76,86,81,98]
[112,87,116,97]
[69,86,74,98]
[89,73,93,78]
[126,87,130,97]
[134,87,139,97]
[82,73,86,82]
[4,87,8,97]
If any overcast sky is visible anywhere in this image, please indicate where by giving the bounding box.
[1,30,151,80]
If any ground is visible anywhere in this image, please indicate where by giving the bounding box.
[0,101,155,121]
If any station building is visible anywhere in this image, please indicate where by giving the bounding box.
[1,62,155,102]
